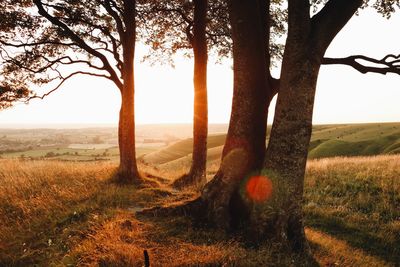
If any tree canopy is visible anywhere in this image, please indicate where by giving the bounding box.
[1,0,399,110]
[0,0,132,109]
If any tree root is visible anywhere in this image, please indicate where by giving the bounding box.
[136,197,205,218]
[171,172,206,190]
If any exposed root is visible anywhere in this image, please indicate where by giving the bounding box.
[110,173,145,186]
[143,172,170,185]
[136,197,204,218]
[171,172,206,190]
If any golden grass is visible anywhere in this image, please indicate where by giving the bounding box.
[1,155,399,266]
[0,159,119,265]
[306,228,390,267]
[70,212,240,267]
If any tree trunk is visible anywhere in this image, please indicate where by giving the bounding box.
[117,77,141,184]
[200,0,271,229]
[172,0,208,189]
[116,0,142,184]
[258,0,362,252]
[262,52,321,251]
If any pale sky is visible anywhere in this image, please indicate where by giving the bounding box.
[0,8,399,127]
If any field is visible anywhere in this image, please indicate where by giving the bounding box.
[2,123,400,164]
[142,122,400,169]
[0,123,399,266]
[0,154,399,266]
[0,124,229,162]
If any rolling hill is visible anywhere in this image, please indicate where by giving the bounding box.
[142,122,400,166]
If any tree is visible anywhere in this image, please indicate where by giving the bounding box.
[150,0,210,189]
[140,0,274,232]
[138,0,222,188]
[140,0,399,257]
[0,0,143,184]
[177,0,209,188]
[138,0,285,189]
[262,0,399,252]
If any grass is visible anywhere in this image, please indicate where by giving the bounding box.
[305,156,400,265]
[0,155,399,266]
[0,159,171,265]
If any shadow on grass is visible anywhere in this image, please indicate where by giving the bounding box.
[137,214,319,266]
[306,212,399,265]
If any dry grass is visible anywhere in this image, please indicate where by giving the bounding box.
[305,155,400,266]
[306,228,390,267]
[0,159,122,265]
[70,213,240,266]
[0,159,174,265]
[1,155,399,266]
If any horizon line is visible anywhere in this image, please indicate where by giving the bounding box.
[1,121,400,129]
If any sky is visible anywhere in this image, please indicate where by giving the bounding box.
[0,8,399,127]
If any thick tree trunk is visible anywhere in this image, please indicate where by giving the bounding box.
[258,0,362,252]
[262,52,321,251]
[116,0,142,184]
[172,0,208,189]
[199,0,271,229]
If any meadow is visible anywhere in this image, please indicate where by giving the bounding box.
[1,123,399,266]
[0,154,399,266]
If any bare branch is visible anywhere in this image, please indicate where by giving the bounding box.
[33,0,123,90]
[101,0,125,40]
[322,54,400,75]
[0,40,76,48]
[29,71,112,101]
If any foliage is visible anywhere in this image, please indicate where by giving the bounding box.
[137,0,286,66]
[1,0,399,109]
[0,0,132,109]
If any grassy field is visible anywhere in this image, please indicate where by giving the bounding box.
[2,122,400,164]
[0,155,398,266]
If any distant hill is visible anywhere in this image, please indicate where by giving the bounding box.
[142,134,226,165]
[309,123,400,158]
[142,122,400,165]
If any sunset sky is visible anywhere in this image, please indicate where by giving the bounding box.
[0,8,399,127]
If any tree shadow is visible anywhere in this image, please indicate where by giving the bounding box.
[136,213,319,266]
[306,212,399,265]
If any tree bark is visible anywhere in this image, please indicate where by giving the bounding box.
[117,77,141,184]
[199,0,271,229]
[259,0,362,252]
[116,0,142,184]
[172,0,208,189]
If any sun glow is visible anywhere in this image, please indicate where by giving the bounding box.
[1,10,400,126]
[0,46,234,126]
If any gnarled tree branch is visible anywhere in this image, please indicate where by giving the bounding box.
[322,54,400,75]
[33,0,123,90]
[29,71,111,101]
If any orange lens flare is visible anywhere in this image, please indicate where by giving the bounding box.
[246,175,273,202]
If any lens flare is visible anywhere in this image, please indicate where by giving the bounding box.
[246,175,273,202]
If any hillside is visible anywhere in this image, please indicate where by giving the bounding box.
[309,123,400,158]
[142,134,226,165]
[143,122,400,166]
